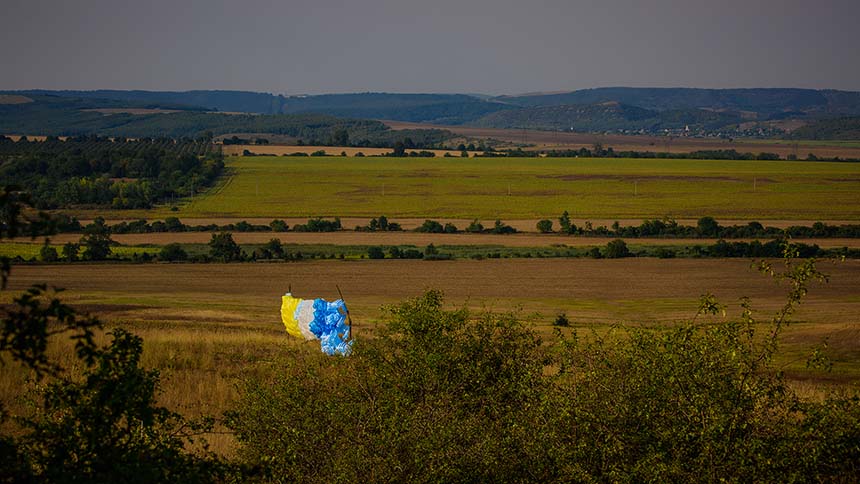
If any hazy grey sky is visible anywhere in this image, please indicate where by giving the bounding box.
[2,0,858,95]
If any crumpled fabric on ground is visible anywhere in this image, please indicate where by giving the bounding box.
[310,298,352,356]
[280,293,352,356]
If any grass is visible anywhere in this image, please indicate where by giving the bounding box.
[142,156,860,220]
[2,258,857,455]
[0,242,160,260]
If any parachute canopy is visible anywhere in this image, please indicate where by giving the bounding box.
[281,293,352,356]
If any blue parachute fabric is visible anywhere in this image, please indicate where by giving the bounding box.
[310,298,352,356]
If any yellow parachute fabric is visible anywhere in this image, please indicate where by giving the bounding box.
[280,294,303,339]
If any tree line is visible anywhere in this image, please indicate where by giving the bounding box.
[49,215,860,239]
[0,136,223,209]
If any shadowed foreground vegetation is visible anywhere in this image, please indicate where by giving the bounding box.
[2,250,859,482]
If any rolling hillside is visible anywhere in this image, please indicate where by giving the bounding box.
[6,88,860,138]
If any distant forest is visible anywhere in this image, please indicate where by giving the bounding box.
[789,117,860,140]
[0,136,223,209]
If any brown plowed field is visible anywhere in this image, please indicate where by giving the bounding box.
[7,258,859,327]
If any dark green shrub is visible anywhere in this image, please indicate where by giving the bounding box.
[227,250,860,482]
[159,243,187,262]
[40,243,58,262]
[605,238,630,258]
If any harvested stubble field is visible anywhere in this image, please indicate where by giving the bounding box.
[3,258,858,455]
[120,156,860,221]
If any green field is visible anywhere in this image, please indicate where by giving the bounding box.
[137,156,860,220]
[0,242,159,260]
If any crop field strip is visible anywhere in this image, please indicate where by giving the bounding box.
[7,258,859,345]
[383,121,860,158]
[123,156,860,220]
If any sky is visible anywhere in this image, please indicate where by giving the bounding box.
[2,0,859,95]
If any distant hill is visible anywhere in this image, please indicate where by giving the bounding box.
[18,90,511,124]
[788,117,860,140]
[5,87,860,139]
[21,89,278,114]
[471,102,742,133]
[495,87,860,119]
[0,94,454,147]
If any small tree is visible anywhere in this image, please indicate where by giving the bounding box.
[263,238,284,259]
[209,232,241,262]
[367,246,385,259]
[40,243,59,262]
[466,219,484,233]
[80,221,113,261]
[559,211,572,234]
[61,243,80,262]
[164,216,184,232]
[270,219,289,232]
[536,219,553,233]
[159,243,188,262]
[491,219,517,234]
[697,216,720,237]
[605,239,630,258]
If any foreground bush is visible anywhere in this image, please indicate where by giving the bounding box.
[229,254,860,483]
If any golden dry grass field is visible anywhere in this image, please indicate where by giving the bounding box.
[2,258,858,455]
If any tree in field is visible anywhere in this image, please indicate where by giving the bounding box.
[208,232,241,261]
[367,246,385,259]
[559,211,573,234]
[536,219,553,233]
[62,242,80,262]
[159,243,188,262]
[40,243,58,262]
[605,239,630,258]
[263,238,285,259]
[270,219,289,232]
[466,219,484,233]
[697,216,720,237]
[80,217,113,261]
